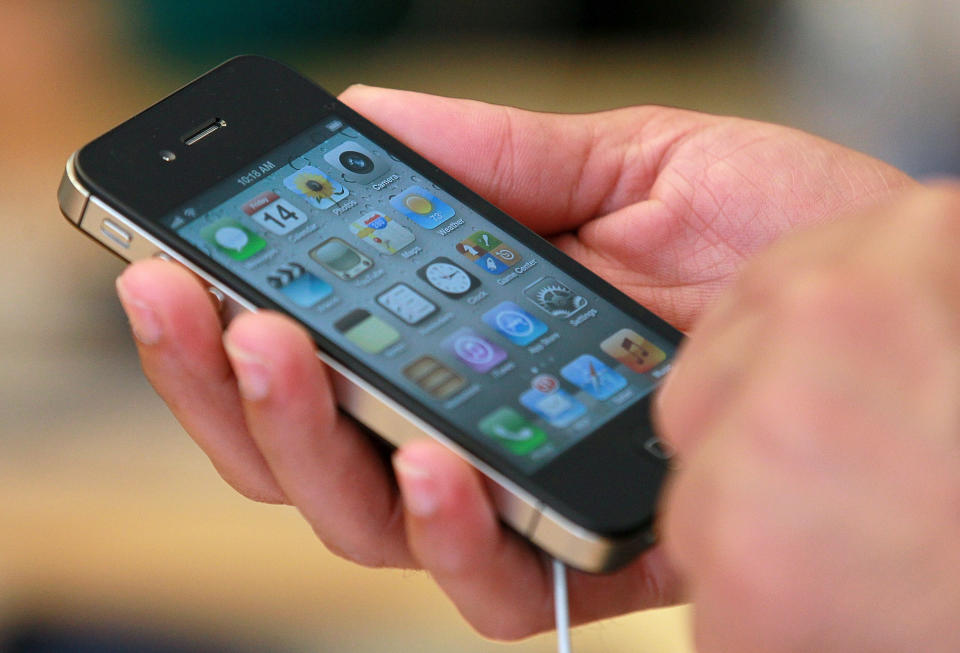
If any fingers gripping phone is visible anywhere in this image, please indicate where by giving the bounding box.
[58,56,682,573]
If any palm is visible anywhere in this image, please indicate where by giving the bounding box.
[354,93,911,332]
[548,114,912,330]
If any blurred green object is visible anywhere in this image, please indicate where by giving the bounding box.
[124,0,411,61]
[121,0,755,66]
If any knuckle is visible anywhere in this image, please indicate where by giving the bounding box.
[311,497,411,569]
[319,535,387,568]
[234,484,287,505]
[218,469,287,505]
[469,611,542,642]
[770,266,904,351]
[735,370,851,463]
[316,525,412,570]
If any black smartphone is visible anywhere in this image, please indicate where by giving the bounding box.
[59,56,681,572]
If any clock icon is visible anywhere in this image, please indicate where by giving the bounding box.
[417,257,481,297]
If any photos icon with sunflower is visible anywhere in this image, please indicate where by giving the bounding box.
[283,165,349,209]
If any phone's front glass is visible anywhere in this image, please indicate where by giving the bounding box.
[166,117,675,473]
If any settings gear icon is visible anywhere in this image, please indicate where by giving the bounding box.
[526,278,587,317]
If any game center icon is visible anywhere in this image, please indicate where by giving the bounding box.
[455,230,522,275]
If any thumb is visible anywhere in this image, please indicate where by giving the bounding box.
[338,84,692,234]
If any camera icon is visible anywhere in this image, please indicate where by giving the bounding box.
[323,140,389,183]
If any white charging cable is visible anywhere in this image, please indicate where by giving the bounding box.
[552,557,572,653]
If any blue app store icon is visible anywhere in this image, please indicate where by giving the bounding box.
[482,302,548,346]
[560,354,627,400]
[390,186,455,229]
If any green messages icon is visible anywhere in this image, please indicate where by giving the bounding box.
[201,218,267,261]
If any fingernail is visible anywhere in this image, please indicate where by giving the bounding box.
[394,453,439,517]
[223,338,271,401]
[116,275,162,345]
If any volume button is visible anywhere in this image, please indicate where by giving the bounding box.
[207,285,251,323]
[218,290,250,323]
[100,218,133,248]
[207,286,226,313]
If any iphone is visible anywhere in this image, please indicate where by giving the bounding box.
[58,56,681,572]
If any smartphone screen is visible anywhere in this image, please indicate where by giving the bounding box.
[163,116,676,475]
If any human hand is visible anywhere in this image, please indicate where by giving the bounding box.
[657,185,960,652]
[114,85,913,638]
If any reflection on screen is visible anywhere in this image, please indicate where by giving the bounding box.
[172,119,674,472]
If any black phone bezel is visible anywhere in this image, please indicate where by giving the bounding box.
[75,55,682,538]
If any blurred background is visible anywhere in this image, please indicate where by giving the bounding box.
[2,1,956,651]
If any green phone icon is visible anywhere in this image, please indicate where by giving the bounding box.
[478,407,548,455]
